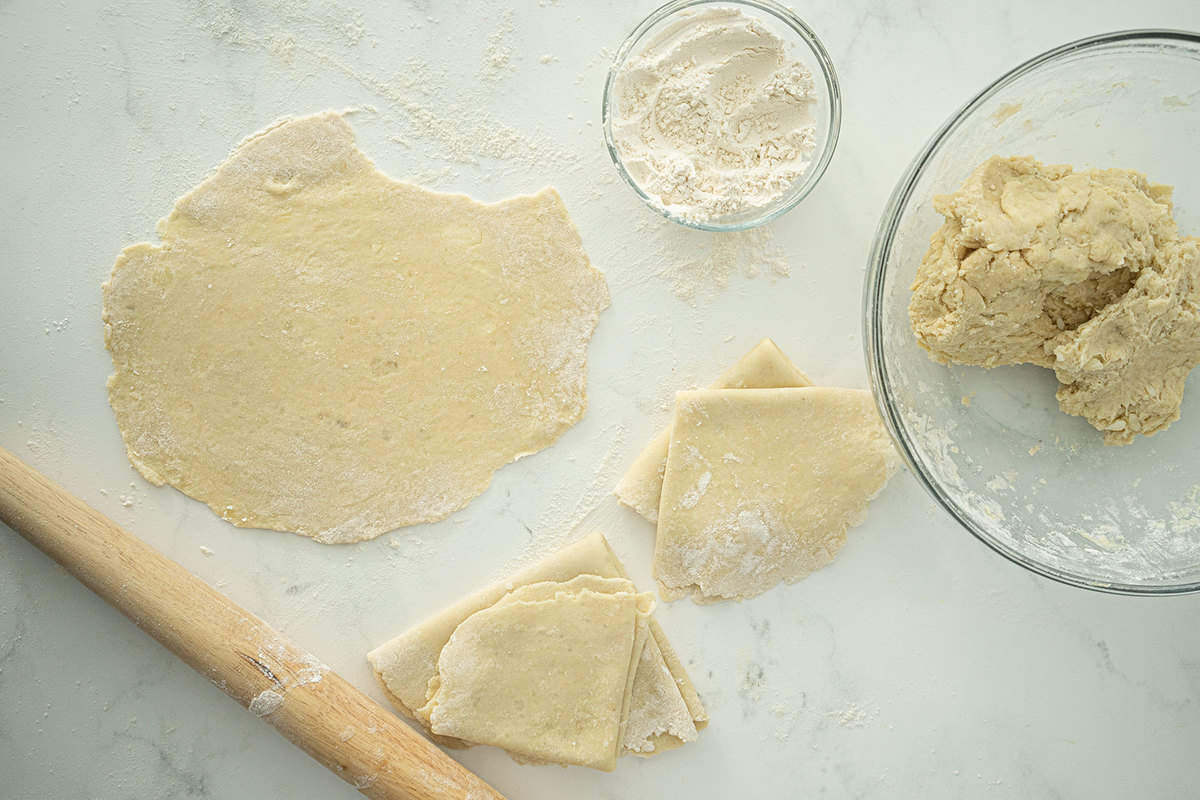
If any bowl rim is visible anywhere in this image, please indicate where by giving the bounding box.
[600,0,843,232]
[863,28,1200,597]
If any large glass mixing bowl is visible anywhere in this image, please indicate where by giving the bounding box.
[865,30,1200,594]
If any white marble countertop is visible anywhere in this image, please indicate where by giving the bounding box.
[3,1,1200,798]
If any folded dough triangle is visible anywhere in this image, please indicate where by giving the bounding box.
[366,532,706,766]
[419,576,652,772]
[615,338,811,521]
[654,387,899,602]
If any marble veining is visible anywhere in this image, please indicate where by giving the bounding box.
[3,0,1200,798]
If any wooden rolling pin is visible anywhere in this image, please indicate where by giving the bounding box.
[0,446,505,800]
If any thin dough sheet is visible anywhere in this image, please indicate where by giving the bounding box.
[103,112,609,542]
[367,532,706,758]
[615,338,810,521]
[420,576,652,771]
[654,387,899,602]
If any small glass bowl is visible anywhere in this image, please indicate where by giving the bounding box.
[865,30,1200,595]
[601,0,841,232]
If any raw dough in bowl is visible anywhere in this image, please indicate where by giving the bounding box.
[909,156,1200,444]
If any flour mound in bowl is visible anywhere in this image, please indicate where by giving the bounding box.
[102,112,609,542]
[909,155,1200,444]
[610,7,818,224]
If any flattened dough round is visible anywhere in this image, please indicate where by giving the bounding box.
[102,112,610,543]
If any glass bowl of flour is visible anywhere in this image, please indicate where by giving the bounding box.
[602,0,841,231]
[866,31,1200,594]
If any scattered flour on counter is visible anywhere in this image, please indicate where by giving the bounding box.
[43,317,71,334]
[770,694,806,741]
[190,0,580,173]
[738,661,768,703]
[657,225,791,303]
[527,423,629,560]
[479,8,515,81]
[192,0,365,53]
[826,702,877,728]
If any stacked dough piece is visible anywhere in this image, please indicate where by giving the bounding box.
[617,339,899,602]
[367,533,706,771]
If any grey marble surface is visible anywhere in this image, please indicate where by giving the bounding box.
[3,1,1200,798]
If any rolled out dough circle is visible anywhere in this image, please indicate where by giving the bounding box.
[102,112,610,543]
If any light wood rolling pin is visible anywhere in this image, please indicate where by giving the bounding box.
[0,445,505,800]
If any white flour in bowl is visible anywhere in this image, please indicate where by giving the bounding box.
[610,7,819,225]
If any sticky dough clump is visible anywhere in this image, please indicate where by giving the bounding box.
[909,155,1200,444]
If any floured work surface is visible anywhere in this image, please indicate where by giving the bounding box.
[102,112,609,543]
[367,532,706,770]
